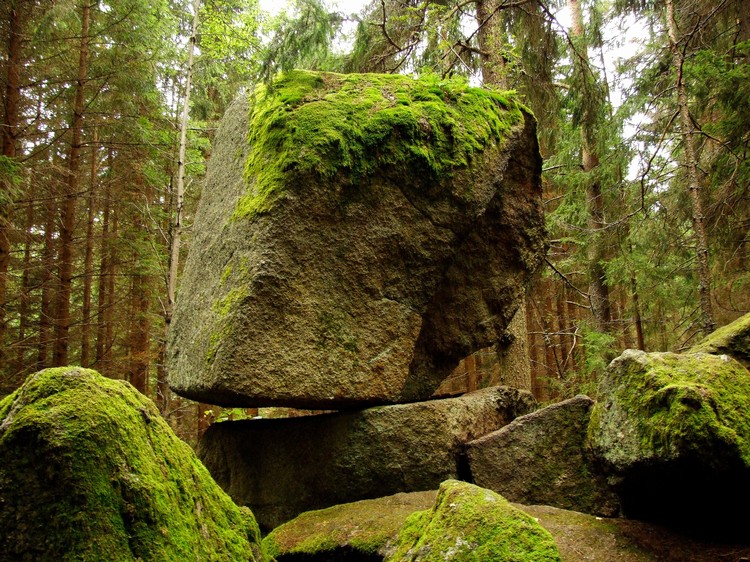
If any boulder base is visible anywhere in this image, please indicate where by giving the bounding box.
[467,395,619,516]
[198,386,536,530]
[168,70,545,409]
[587,349,750,531]
[0,367,266,562]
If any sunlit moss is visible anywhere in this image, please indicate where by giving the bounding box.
[235,70,526,220]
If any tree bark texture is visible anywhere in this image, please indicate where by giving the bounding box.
[665,0,715,335]
[53,0,91,366]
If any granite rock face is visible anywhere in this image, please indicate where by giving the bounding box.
[587,349,750,530]
[168,70,545,409]
[197,386,536,530]
[0,367,267,562]
[467,395,619,516]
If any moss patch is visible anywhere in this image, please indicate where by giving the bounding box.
[235,70,525,220]
[690,312,750,367]
[389,480,561,561]
[0,367,267,561]
[588,350,750,469]
[263,491,436,561]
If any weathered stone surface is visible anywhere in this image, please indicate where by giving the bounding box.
[0,367,268,562]
[467,395,619,516]
[690,312,750,368]
[263,490,437,561]
[168,70,546,409]
[198,386,536,530]
[262,489,750,562]
[388,480,561,561]
[587,349,750,530]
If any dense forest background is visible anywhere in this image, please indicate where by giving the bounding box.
[1,0,748,439]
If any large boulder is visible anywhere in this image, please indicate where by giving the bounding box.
[198,386,536,530]
[0,367,267,562]
[467,395,619,516]
[388,480,561,561]
[587,349,750,531]
[690,312,750,368]
[168,70,546,409]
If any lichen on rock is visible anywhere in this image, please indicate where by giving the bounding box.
[0,367,267,562]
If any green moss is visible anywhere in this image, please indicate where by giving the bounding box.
[235,70,525,220]
[589,351,750,467]
[389,480,561,561]
[262,491,437,560]
[213,286,249,317]
[0,367,268,561]
[690,312,750,365]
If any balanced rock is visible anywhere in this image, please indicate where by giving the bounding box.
[690,311,750,368]
[198,386,536,530]
[587,349,750,530]
[388,480,561,561]
[0,367,267,562]
[467,395,619,516]
[168,70,545,408]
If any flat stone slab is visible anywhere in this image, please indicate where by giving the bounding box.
[198,386,536,530]
[168,71,545,409]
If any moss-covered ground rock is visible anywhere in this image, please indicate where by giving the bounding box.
[263,490,437,561]
[690,312,750,368]
[0,367,267,562]
[587,349,750,531]
[168,70,546,409]
[388,480,561,561]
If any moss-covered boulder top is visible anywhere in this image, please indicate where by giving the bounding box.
[587,349,750,528]
[690,311,750,368]
[0,367,267,562]
[168,70,545,409]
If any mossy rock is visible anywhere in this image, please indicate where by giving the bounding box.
[587,350,750,530]
[388,480,561,561]
[168,70,546,409]
[0,367,267,562]
[263,490,437,561]
[690,312,750,368]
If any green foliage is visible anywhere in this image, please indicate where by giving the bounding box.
[235,69,524,219]
[0,157,22,208]
[259,0,344,82]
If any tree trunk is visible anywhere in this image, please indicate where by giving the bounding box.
[158,0,200,412]
[95,159,112,371]
[475,0,508,88]
[0,0,25,365]
[569,0,612,334]
[665,0,715,335]
[80,130,98,367]
[14,200,34,381]
[128,261,151,394]
[37,199,56,369]
[53,0,91,366]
